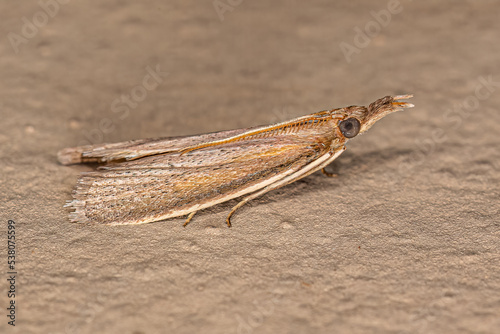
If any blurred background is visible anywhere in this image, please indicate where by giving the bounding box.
[1,1,499,333]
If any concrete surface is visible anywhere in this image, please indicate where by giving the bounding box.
[1,1,499,333]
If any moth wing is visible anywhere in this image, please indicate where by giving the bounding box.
[57,110,334,165]
[68,130,335,225]
[57,128,253,165]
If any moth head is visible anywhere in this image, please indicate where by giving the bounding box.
[336,95,413,139]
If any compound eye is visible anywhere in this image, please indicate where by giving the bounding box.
[339,118,361,138]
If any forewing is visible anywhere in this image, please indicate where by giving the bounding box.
[57,128,253,165]
[68,122,336,225]
[58,110,335,165]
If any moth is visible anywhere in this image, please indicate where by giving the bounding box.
[59,95,413,227]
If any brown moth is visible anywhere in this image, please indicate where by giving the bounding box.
[58,95,413,227]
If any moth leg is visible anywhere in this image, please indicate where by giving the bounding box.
[226,200,250,227]
[226,162,327,227]
[183,211,197,227]
[225,170,315,227]
[226,147,346,227]
[321,168,338,178]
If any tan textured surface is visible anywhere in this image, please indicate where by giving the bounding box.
[1,1,499,333]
